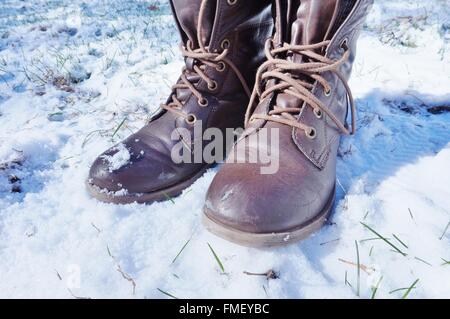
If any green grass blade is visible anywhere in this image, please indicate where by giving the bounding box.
[360,237,392,243]
[360,222,407,256]
[402,279,419,299]
[207,243,225,273]
[344,270,352,287]
[392,234,408,249]
[408,208,414,220]
[414,256,432,266]
[111,118,126,139]
[439,220,450,240]
[171,238,191,264]
[157,288,178,299]
[162,192,175,204]
[371,276,383,299]
[389,287,410,294]
[363,210,370,220]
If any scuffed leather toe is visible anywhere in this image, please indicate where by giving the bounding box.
[88,148,125,193]
[205,160,331,234]
[88,134,187,195]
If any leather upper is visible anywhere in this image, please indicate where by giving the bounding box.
[205,0,373,233]
[88,0,273,195]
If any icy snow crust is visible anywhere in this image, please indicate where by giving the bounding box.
[0,0,449,298]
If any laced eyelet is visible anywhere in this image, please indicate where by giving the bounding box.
[185,114,197,125]
[340,38,349,51]
[306,127,316,139]
[221,39,230,50]
[216,61,226,72]
[324,88,332,97]
[227,0,237,5]
[198,98,208,107]
[208,80,218,91]
[314,109,323,119]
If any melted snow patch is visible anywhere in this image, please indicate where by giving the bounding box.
[101,143,131,172]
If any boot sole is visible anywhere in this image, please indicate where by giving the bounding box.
[86,165,212,205]
[203,186,335,247]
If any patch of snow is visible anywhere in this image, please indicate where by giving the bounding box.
[100,143,131,172]
[113,188,129,197]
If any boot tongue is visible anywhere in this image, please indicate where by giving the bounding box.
[290,0,339,47]
[171,0,216,48]
[275,0,339,109]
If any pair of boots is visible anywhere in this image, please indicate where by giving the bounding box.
[87,0,373,247]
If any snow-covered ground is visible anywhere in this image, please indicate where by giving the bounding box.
[0,0,449,299]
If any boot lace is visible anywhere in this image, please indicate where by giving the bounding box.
[244,38,356,138]
[160,0,251,124]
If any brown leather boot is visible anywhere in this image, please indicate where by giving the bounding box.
[87,0,273,204]
[203,0,373,246]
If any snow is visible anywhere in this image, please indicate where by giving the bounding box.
[100,143,131,172]
[0,0,449,298]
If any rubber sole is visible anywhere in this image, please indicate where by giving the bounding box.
[203,188,335,248]
[86,165,211,205]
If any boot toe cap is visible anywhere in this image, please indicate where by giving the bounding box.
[204,162,328,234]
[87,137,179,195]
[88,151,123,193]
